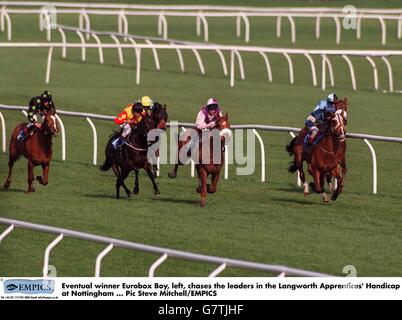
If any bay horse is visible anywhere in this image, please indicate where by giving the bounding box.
[194,113,231,207]
[3,107,59,193]
[286,98,348,196]
[308,110,347,202]
[100,116,160,199]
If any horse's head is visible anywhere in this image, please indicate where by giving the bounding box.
[330,110,346,141]
[42,108,59,136]
[151,102,168,130]
[335,97,348,124]
[216,113,232,143]
[137,113,153,136]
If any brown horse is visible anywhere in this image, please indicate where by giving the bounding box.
[286,98,348,196]
[308,110,347,202]
[194,113,231,207]
[4,108,59,193]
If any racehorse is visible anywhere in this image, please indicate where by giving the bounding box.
[100,115,160,199]
[3,107,59,193]
[286,98,348,197]
[287,103,347,202]
[195,113,231,207]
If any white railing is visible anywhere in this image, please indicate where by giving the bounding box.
[1,41,401,93]
[1,104,401,194]
[2,2,402,14]
[1,5,402,45]
[0,217,333,277]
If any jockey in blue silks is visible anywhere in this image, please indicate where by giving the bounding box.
[304,93,338,145]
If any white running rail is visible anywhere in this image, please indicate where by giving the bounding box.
[0,217,333,277]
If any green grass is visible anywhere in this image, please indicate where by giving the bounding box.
[0,1,401,277]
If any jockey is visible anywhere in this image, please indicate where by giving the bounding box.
[141,96,154,115]
[111,101,145,150]
[195,98,223,130]
[304,93,338,145]
[17,96,46,141]
[184,98,223,155]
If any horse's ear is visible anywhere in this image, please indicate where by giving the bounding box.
[224,112,228,120]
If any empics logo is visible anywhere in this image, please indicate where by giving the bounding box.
[4,279,55,295]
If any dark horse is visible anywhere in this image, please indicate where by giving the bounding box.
[4,107,59,193]
[100,115,160,199]
[131,102,168,194]
[287,103,347,202]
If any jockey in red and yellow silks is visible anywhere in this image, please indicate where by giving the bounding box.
[112,102,145,149]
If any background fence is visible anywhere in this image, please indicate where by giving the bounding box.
[0,41,401,92]
[1,2,402,45]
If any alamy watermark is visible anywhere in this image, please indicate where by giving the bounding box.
[40,6,57,30]
[342,5,357,30]
[145,122,256,176]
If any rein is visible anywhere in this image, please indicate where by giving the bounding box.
[124,141,148,152]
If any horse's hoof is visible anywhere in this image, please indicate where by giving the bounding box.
[3,182,10,189]
[36,176,44,185]
[196,187,201,193]
[127,192,134,198]
[154,190,160,196]
[200,202,206,208]
[303,192,309,197]
[133,188,139,195]
[331,195,338,201]
[168,172,176,179]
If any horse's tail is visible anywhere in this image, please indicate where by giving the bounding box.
[286,137,299,173]
[286,137,296,156]
[100,154,112,171]
[288,162,298,173]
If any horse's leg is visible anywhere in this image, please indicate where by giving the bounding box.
[168,141,183,179]
[4,137,20,189]
[168,164,179,179]
[153,164,158,179]
[133,169,139,195]
[331,167,344,201]
[122,180,134,198]
[312,169,328,203]
[295,144,309,195]
[27,160,36,193]
[208,171,221,194]
[145,164,160,196]
[116,168,128,199]
[326,173,334,194]
[199,167,207,207]
[36,163,49,186]
[4,155,17,190]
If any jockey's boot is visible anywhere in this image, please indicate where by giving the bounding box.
[17,130,26,142]
[112,137,125,150]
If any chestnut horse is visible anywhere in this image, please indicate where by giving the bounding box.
[4,108,59,193]
[308,110,347,202]
[287,107,347,202]
[286,98,348,197]
[194,114,231,207]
